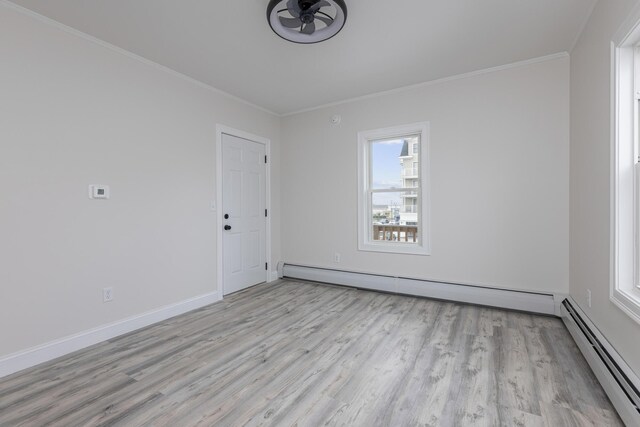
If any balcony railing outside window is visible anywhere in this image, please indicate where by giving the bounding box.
[402,168,419,177]
[372,224,418,242]
[400,190,418,197]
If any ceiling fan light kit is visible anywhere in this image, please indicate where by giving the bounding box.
[267,0,347,44]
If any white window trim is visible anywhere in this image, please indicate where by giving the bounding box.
[610,9,640,325]
[357,122,431,255]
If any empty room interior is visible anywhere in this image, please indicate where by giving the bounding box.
[2,0,640,425]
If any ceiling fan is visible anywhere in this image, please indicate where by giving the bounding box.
[266,0,347,44]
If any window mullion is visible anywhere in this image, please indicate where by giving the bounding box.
[370,188,420,194]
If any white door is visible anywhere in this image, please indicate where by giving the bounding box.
[222,133,267,295]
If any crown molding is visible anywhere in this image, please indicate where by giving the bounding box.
[282,52,570,117]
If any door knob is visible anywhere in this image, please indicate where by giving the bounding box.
[224,225,231,231]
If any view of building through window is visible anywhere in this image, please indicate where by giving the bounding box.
[370,136,420,242]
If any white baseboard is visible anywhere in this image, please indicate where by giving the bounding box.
[0,290,221,379]
[561,297,640,426]
[269,270,279,282]
[282,264,559,315]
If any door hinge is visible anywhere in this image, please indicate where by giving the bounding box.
[265,155,267,164]
[265,209,268,217]
[265,262,268,271]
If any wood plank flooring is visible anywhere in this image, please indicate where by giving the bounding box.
[0,280,623,426]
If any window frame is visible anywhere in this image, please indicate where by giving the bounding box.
[611,14,640,325]
[357,122,431,255]
[635,47,640,291]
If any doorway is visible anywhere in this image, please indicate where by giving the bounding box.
[216,126,271,296]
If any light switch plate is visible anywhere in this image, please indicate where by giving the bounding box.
[89,185,110,199]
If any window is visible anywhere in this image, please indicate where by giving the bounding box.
[357,122,430,255]
[611,16,640,324]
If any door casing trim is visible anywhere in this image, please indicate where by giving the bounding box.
[216,124,272,297]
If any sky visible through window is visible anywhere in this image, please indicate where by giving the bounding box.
[371,139,404,206]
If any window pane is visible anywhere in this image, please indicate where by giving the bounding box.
[370,137,420,188]
[371,191,419,243]
[370,139,404,190]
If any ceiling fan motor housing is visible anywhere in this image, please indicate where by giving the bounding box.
[300,1,316,10]
[267,0,347,44]
[301,13,314,24]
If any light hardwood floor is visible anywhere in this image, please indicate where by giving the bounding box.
[0,280,623,426]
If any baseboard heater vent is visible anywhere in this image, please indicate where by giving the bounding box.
[280,263,558,315]
[561,299,640,426]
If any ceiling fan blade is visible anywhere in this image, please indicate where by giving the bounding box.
[279,16,302,28]
[315,15,333,27]
[309,1,330,12]
[301,21,316,35]
[287,0,301,17]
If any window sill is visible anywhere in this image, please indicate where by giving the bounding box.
[358,241,431,256]
[610,287,640,325]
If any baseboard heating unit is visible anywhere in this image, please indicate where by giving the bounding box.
[279,263,560,315]
[561,298,640,426]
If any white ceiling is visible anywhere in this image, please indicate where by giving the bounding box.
[10,0,596,115]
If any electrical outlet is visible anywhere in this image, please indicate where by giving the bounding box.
[587,289,592,308]
[334,252,341,263]
[103,287,114,303]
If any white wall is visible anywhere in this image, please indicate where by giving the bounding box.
[570,0,640,376]
[0,5,280,358]
[281,57,570,295]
